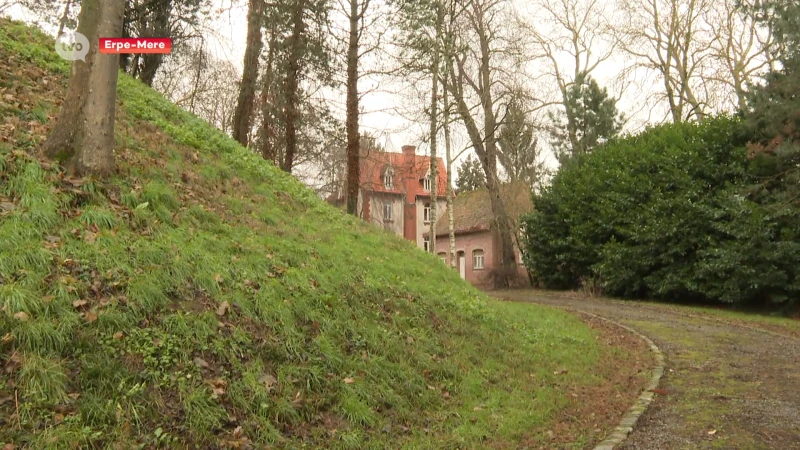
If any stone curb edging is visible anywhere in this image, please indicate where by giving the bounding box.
[542,304,666,450]
[570,309,666,450]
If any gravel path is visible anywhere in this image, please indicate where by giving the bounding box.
[494,291,800,450]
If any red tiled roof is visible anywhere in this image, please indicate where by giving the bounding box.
[429,183,533,237]
[360,150,447,197]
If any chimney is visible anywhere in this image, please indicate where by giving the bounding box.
[401,145,416,156]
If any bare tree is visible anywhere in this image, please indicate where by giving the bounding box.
[524,0,616,152]
[42,0,125,177]
[427,0,443,253]
[446,0,524,287]
[706,0,777,111]
[154,40,240,134]
[614,0,714,122]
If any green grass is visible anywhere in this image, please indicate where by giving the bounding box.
[0,19,632,449]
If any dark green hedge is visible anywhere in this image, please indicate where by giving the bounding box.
[521,116,800,307]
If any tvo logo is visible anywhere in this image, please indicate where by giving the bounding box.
[55,31,90,62]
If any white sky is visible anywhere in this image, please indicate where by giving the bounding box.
[4,0,758,181]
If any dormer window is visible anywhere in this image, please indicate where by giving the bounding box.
[383,166,394,189]
[423,175,431,192]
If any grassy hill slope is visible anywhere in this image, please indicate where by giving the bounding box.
[0,20,645,449]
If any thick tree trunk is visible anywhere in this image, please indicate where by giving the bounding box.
[345,0,361,215]
[282,0,306,173]
[138,0,170,87]
[480,33,516,287]
[138,54,164,87]
[42,0,124,177]
[259,25,278,163]
[232,0,265,147]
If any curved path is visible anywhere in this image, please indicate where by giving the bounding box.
[494,291,800,450]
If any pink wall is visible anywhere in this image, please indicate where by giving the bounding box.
[434,231,529,289]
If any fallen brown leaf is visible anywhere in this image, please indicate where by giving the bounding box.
[210,378,227,398]
[84,311,98,323]
[13,311,29,321]
[193,357,210,369]
[259,374,277,392]
[216,301,230,316]
[72,299,88,308]
[343,377,355,384]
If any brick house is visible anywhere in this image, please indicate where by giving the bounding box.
[329,145,447,250]
[428,183,532,289]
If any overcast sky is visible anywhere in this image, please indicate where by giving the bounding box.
[5,0,739,180]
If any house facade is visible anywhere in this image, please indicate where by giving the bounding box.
[428,184,532,289]
[347,145,447,250]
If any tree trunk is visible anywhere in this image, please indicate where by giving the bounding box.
[345,0,361,215]
[282,0,306,173]
[259,24,278,163]
[138,0,170,86]
[42,0,124,177]
[57,0,73,36]
[232,0,265,147]
[444,75,456,269]
[138,54,164,87]
[480,31,516,288]
[427,1,443,253]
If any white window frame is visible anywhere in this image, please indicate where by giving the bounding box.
[438,252,447,263]
[423,203,431,223]
[383,201,393,221]
[423,237,430,252]
[473,250,485,270]
[383,167,394,189]
[423,176,431,192]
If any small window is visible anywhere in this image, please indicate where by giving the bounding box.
[423,176,431,192]
[383,167,394,189]
[423,237,430,252]
[438,252,446,263]
[383,201,393,221]
[423,203,432,223]
[473,249,485,270]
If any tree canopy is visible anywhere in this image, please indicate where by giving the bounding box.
[522,116,800,308]
[455,154,486,192]
[497,98,542,188]
[549,72,623,163]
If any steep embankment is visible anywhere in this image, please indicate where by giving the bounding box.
[0,20,648,449]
